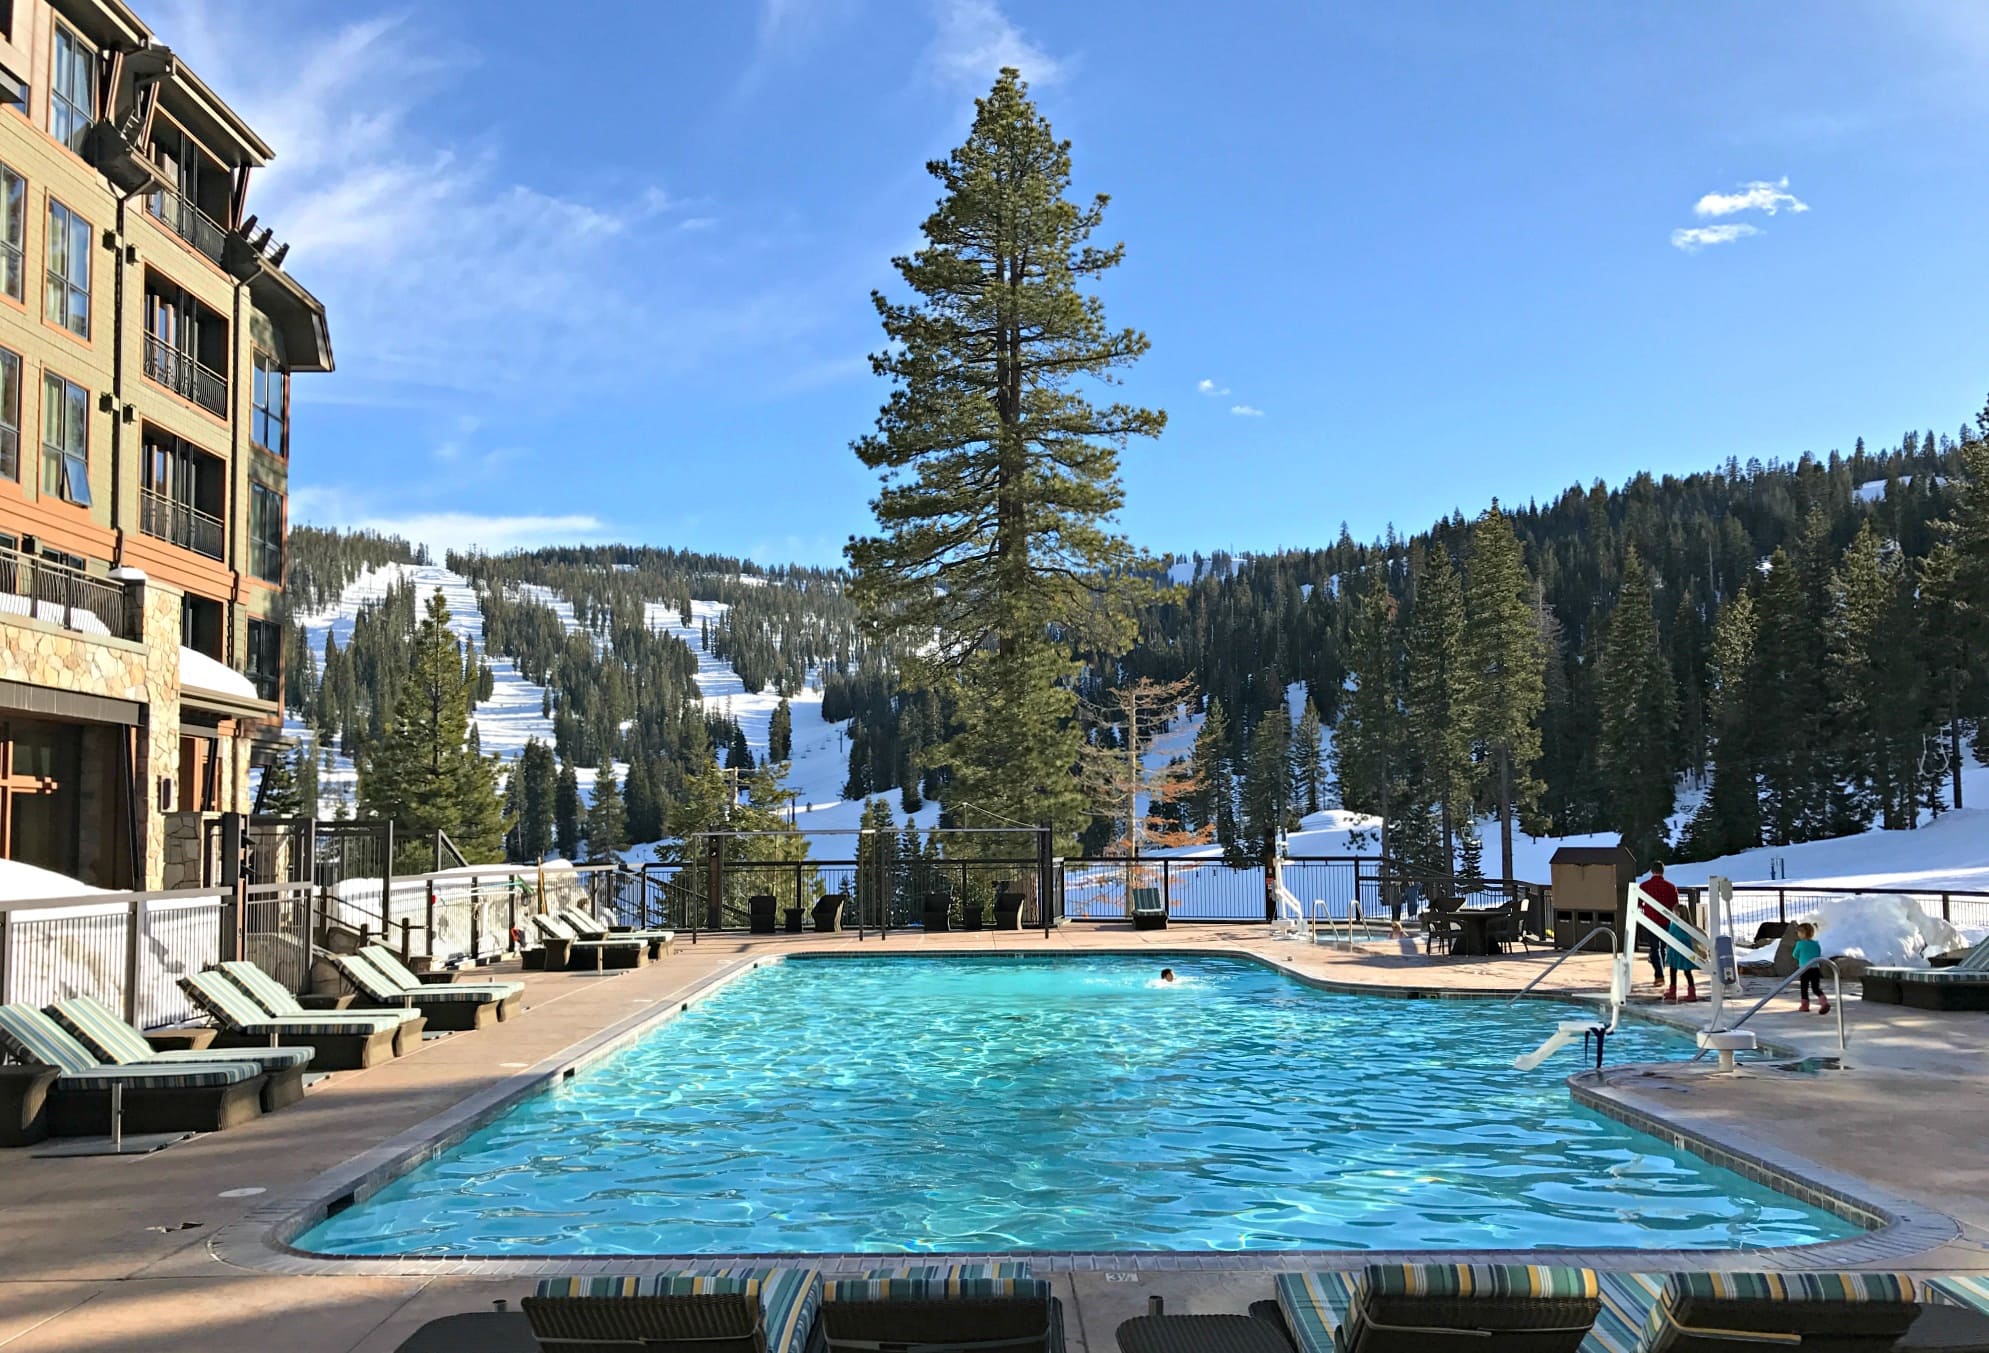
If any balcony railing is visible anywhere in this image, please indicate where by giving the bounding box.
[143,333,229,417]
[0,545,138,642]
[147,188,229,265]
[140,488,225,560]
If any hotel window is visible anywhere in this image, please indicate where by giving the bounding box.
[252,354,286,454]
[45,200,89,338]
[245,618,281,702]
[50,26,93,153]
[0,161,20,300]
[0,348,18,481]
[249,483,283,582]
[40,373,88,505]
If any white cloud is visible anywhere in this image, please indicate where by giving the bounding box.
[925,0,1065,87]
[1670,223,1761,252]
[1230,404,1265,417]
[1196,378,1230,396]
[1693,177,1809,218]
[292,485,614,555]
[143,3,832,415]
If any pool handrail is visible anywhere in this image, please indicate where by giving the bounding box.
[1505,925,1619,1005]
[1693,956,1846,1057]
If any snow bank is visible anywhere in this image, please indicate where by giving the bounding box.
[0,859,109,903]
[1738,894,1972,969]
[179,645,261,701]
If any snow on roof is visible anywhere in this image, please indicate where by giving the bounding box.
[0,592,111,634]
[0,858,110,903]
[178,646,261,702]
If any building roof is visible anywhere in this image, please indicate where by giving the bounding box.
[1549,845,1636,865]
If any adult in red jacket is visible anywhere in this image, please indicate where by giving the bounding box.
[1639,861,1679,987]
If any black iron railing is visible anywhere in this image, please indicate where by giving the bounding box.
[0,544,137,640]
[147,187,228,264]
[143,332,228,416]
[139,487,224,559]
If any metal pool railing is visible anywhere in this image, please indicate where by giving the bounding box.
[0,882,316,1030]
[1722,884,1989,939]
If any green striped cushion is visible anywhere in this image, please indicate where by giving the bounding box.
[218,962,308,1016]
[1641,1272,1917,1353]
[148,1046,315,1072]
[0,1004,103,1073]
[181,970,275,1029]
[178,973,405,1035]
[532,914,579,940]
[329,953,412,1004]
[1927,1276,1989,1313]
[821,1262,1048,1303]
[391,986,501,1004]
[533,1267,819,1353]
[1894,968,1989,984]
[359,948,523,996]
[1591,1274,1665,1353]
[44,997,156,1064]
[1359,1265,1599,1300]
[57,1061,261,1089]
[1274,1272,1356,1353]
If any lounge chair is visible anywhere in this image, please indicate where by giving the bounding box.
[922,893,952,932]
[528,913,648,970]
[0,1003,270,1136]
[1130,886,1168,930]
[323,953,512,1032]
[993,890,1027,930]
[178,970,414,1070]
[813,894,846,932]
[212,960,427,1054]
[1862,937,1989,1010]
[749,894,779,935]
[525,1266,821,1353]
[360,946,525,1017]
[1592,1271,1919,1353]
[43,996,312,1111]
[819,1263,1062,1353]
[1272,1264,1600,1353]
[558,907,675,959]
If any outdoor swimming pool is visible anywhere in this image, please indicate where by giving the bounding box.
[297,953,1859,1256]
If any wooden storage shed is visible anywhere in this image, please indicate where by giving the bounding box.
[1548,844,1637,949]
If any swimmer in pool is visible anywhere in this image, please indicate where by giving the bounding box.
[1160,968,1176,983]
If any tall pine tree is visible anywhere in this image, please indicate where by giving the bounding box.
[1463,505,1544,885]
[1405,547,1472,879]
[845,69,1165,845]
[1596,552,1677,866]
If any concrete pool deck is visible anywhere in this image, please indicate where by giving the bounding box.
[1,925,1984,1351]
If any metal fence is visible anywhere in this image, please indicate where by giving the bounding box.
[1723,884,1989,941]
[1061,855,1547,926]
[0,882,315,1030]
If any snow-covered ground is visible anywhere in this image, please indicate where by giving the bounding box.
[286,562,572,816]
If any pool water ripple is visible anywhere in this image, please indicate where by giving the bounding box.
[297,953,1856,1256]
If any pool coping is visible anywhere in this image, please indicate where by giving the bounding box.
[207,945,1962,1278]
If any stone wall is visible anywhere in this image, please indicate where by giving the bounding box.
[161,812,209,890]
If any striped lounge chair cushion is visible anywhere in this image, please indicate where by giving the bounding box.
[821,1262,1049,1303]
[1927,1276,1989,1313]
[179,973,403,1035]
[55,1061,262,1089]
[220,962,424,1025]
[1960,940,1989,971]
[361,948,523,997]
[1634,1272,1917,1353]
[534,1267,819,1353]
[1892,968,1989,984]
[0,1003,103,1073]
[48,997,315,1071]
[1277,1268,1599,1353]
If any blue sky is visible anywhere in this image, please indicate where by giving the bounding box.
[159,1,1989,564]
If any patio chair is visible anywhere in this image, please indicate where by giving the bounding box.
[1423,897,1464,954]
[528,913,648,970]
[178,970,412,1070]
[819,1263,1063,1353]
[1272,1264,1600,1353]
[217,959,434,1045]
[1862,937,1989,1011]
[1593,1271,1919,1353]
[0,1003,271,1137]
[43,996,311,1111]
[212,960,426,1053]
[1130,886,1168,930]
[749,894,779,935]
[361,947,524,1018]
[813,894,847,932]
[524,1266,821,1353]
[322,953,511,1032]
[921,893,954,932]
[993,889,1027,931]
[558,907,675,959]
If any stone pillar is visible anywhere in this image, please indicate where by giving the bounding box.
[115,568,185,891]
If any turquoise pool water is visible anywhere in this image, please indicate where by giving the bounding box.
[297,954,1857,1256]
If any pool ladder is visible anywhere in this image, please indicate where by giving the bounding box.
[1504,925,1619,1005]
[1691,958,1846,1058]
